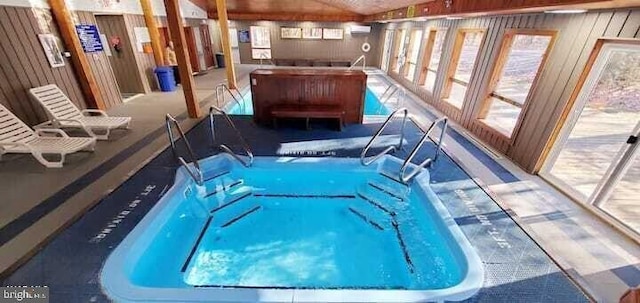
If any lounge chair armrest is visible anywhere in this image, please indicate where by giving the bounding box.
[35,128,70,138]
[0,141,29,149]
[54,118,96,137]
[81,109,109,117]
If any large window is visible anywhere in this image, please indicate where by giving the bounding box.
[442,29,485,109]
[419,28,447,92]
[391,29,407,74]
[404,29,424,81]
[478,30,556,137]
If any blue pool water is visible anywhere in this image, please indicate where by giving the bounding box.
[227,87,391,116]
[102,155,483,302]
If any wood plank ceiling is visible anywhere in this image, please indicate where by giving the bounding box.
[206,0,431,21]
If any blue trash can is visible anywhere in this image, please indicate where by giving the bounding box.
[155,66,176,92]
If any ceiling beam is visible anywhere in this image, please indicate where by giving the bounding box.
[365,0,640,21]
[208,11,365,22]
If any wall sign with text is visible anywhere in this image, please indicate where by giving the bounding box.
[75,24,104,53]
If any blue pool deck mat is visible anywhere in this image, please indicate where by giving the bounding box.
[1,116,590,303]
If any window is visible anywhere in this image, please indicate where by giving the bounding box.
[442,29,485,109]
[404,29,424,81]
[418,28,448,92]
[381,30,393,71]
[478,30,555,137]
[391,29,407,74]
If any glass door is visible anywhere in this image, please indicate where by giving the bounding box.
[541,41,640,234]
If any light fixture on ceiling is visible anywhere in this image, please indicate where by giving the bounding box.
[444,0,453,9]
[544,9,588,14]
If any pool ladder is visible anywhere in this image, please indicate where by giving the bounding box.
[348,54,366,71]
[166,114,204,185]
[209,106,254,168]
[377,84,406,114]
[360,108,448,183]
[216,83,245,112]
[165,109,253,185]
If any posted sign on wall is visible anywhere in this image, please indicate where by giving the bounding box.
[75,24,104,53]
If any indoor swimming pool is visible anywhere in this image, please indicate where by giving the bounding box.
[226,87,392,116]
[101,154,483,302]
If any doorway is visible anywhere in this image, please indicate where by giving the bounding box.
[95,15,146,99]
[540,39,640,234]
[381,30,393,72]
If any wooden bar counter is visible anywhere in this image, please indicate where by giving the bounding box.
[249,69,367,127]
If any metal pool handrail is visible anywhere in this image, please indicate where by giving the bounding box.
[378,86,405,114]
[209,106,254,167]
[165,114,204,185]
[216,83,244,112]
[360,108,409,166]
[259,53,275,66]
[348,55,366,70]
[400,116,448,183]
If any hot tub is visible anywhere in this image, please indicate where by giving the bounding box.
[101,155,483,302]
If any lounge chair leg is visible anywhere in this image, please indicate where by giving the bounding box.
[32,152,64,168]
[85,140,97,152]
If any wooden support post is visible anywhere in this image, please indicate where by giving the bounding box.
[215,0,237,89]
[163,0,201,118]
[140,0,164,66]
[48,0,105,110]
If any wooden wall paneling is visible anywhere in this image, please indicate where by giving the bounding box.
[507,12,590,166]
[95,15,141,95]
[0,45,34,124]
[0,9,43,124]
[516,11,613,170]
[513,12,609,169]
[124,14,158,92]
[462,16,501,127]
[0,7,44,123]
[605,10,632,36]
[619,10,640,37]
[75,11,122,109]
[379,9,640,172]
[15,9,55,96]
[81,14,112,108]
[235,21,381,67]
[23,8,84,110]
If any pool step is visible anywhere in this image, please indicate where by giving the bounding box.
[356,186,396,217]
[367,181,407,202]
[206,186,253,214]
[204,179,244,198]
[347,206,386,231]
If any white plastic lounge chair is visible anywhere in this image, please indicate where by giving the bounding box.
[0,104,96,168]
[29,84,131,140]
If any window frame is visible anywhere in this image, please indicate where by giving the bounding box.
[390,29,407,74]
[477,29,557,139]
[441,28,486,110]
[403,28,424,80]
[418,28,448,89]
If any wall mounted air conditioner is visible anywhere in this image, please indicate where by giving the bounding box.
[350,25,371,34]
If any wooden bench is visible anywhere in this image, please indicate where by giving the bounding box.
[270,104,345,131]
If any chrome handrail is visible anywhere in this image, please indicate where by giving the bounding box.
[348,55,366,70]
[216,83,244,111]
[360,108,409,166]
[378,85,405,114]
[400,117,448,183]
[165,114,204,185]
[259,53,275,66]
[209,106,254,167]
